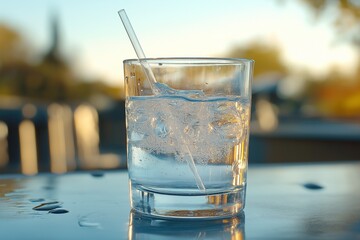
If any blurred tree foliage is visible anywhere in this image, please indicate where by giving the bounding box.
[301,0,360,46]
[0,23,123,102]
[311,78,360,118]
[300,0,360,118]
[225,1,360,118]
[226,42,287,79]
[0,24,29,65]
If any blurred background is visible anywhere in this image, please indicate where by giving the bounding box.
[0,0,360,175]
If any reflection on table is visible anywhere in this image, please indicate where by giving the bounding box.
[129,210,244,239]
[0,162,360,239]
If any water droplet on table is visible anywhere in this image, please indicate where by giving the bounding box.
[33,201,62,211]
[5,192,26,198]
[78,215,102,228]
[78,221,101,228]
[303,183,324,190]
[91,171,105,178]
[29,198,45,203]
[49,208,69,214]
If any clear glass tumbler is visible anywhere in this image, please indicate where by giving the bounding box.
[124,58,254,219]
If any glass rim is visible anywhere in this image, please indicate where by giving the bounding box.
[123,57,254,65]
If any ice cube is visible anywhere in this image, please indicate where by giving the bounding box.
[152,117,170,138]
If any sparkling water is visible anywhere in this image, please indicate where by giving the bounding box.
[126,94,250,195]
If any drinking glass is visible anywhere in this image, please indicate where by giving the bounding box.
[124,57,253,219]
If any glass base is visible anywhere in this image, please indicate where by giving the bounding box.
[129,209,245,239]
[129,183,246,220]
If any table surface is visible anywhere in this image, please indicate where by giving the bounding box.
[1,162,360,240]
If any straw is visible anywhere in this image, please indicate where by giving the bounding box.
[118,10,159,95]
[118,9,206,191]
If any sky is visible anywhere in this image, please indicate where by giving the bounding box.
[0,0,358,86]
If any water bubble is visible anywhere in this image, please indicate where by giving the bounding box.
[49,208,69,214]
[33,201,62,211]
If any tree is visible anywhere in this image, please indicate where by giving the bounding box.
[299,0,360,118]
[0,24,29,65]
[300,0,360,47]
[0,23,122,102]
[225,42,287,79]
